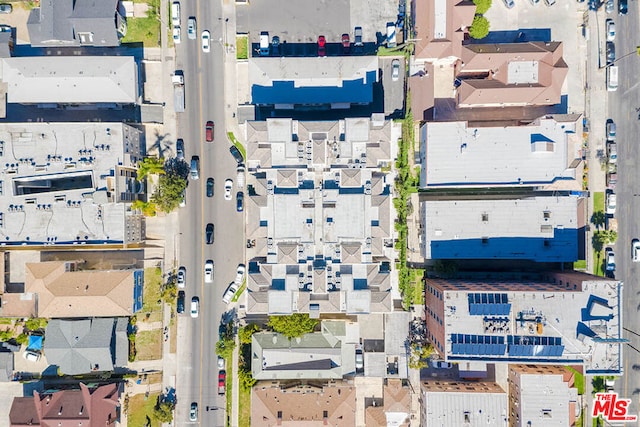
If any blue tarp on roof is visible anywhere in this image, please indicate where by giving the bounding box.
[27,335,43,351]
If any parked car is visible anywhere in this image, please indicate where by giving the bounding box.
[503,0,515,8]
[606,19,616,41]
[355,348,364,371]
[391,59,400,81]
[177,266,186,288]
[608,142,617,164]
[177,291,185,313]
[431,360,453,369]
[190,296,199,318]
[224,179,233,201]
[206,178,214,197]
[201,30,211,52]
[633,239,640,262]
[606,250,616,271]
[171,1,180,26]
[619,0,627,14]
[205,121,214,142]
[229,145,244,163]
[236,191,244,212]
[222,282,239,304]
[176,138,185,160]
[606,41,616,65]
[606,193,616,215]
[606,0,614,13]
[0,3,12,13]
[205,223,214,244]
[173,26,181,44]
[218,371,226,395]
[318,35,326,57]
[341,33,350,54]
[189,402,198,422]
[236,165,245,188]
[607,172,618,190]
[606,119,616,140]
[234,264,246,285]
[0,24,10,33]
[204,260,214,283]
[187,17,196,39]
[23,350,40,362]
[543,0,556,6]
[218,356,225,370]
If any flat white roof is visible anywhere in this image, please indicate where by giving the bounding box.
[508,61,539,84]
[433,0,447,39]
[421,117,576,188]
[423,390,507,426]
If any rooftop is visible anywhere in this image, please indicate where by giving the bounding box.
[426,272,623,374]
[419,116,578,188]
[1,56,138,104]
[420,196,580,261]
[0,122,144,246]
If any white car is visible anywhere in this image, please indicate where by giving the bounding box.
[177,266,186,289]
[217,356,225,370]
[391,59,400,81]
[606,193,616,215]
[224,179,233,201]
[222,282,239,304]
[632,239,640,262]
[204,260,214,283]
[187,17,196,40]
[234,264,246,285]
[23,350,40,362]
[201,30,211,53]
[190,297,199,318]
[606,19,616,41]
[606,250,615,271]
[172,26,181,44]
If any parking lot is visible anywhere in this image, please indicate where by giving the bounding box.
[484,0,588,115]
[236,0,399,56]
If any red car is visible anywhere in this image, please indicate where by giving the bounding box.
[218,370,226,395]
[318,35,326,57]
[341,33,350,54]
[205,121,214,142]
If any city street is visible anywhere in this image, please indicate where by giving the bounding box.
[173,0,243,425]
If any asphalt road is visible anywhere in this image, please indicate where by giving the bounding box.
[173,0,244,425]
[607,0,640,418]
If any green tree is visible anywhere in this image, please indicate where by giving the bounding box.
[215,337,236,360]
[137,157,165,181]
[24,317,48,332]
[590,211,606,230]
[472,0,492,14]
[238,367,257,390]
[239,323,260,344]
[592,232,607,252]
[0,330,13,342]
[15,333,28,345]
[153,400,175,423]
[603,229,618,244]
[469,15,490,39]
[161,281,177,302]
[132,200,157,217]
[152,174,187,213]
[268,314,318,339]
[408,342,434,369]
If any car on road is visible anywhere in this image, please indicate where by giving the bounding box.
[23,350,40,362]
[204,260,214,283]
[206,178,214,197]
[236,191,244,212]
[606,0,614,13]
[176,138,184,160]
[190,156,199,180]
[619,0,627,14]
[0,3,12,13]
[633,239,640,262]
[218,371,226,395]
[205,223,214,244]
[189,402,198,422]
[391,59,400,81]
[187,17,196,39]
[342,33,350,54]
[606,19,616,41]
[218,356,225,370]
[606,193,616,215]
[318,35,326,57]
[606,250,616,271]
[224,179,233,201]
[229,145,244,163]
[222,282,239,304]
[606,41,615,65]
[177,291,185,313]
[234,264,246,285]
[190,296,199,318]
[606,119,616,140]
[201,30,211,53]
[173,26,181,44]
[205,121,214,142]
[503,0,515,8]
[431,360,453,369]
[355,347,364,371]
[177,266,186,288]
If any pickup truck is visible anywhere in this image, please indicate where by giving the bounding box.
[218,370,226,395]
[172,73,185,113]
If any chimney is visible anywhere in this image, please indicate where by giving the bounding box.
[58,405,63,415]
[79,405,84,415]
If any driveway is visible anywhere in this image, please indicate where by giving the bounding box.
[0,3,32,44]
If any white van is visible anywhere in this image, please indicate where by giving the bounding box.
[171,2,180,27]
[386,23,397,48]
[607,65,618,92]
[259,32,269,56]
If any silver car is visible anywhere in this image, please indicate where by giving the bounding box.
[391,59,400,81]
[187,17,196,39]
[606,19,616,41]
[605,0,614,13]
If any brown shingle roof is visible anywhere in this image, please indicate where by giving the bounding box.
[365,379,411,427]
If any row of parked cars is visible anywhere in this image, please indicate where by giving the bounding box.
[175,263,245,316]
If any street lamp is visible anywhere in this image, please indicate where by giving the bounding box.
[600,46,640,69]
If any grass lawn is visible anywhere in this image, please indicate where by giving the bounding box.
[377,46,405,56]
[573,259,587,270]
[122,17,161,47]
[232,281,246,303]
[566,366,585,394]
[140,267,164,323]
[592,247,605,277]
[136,330,163,361]
[127,392,161,427]
[410,269,424,305]
[236,35,248,60]
[238,382,251,427]
[593,191,604,213]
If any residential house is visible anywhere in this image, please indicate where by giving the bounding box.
[9,382,119,426]
[365,379,411,427]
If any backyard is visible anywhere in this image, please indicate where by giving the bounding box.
[135,330,163,361]
[121,0,161,47]
[139,267,164,323]
[127,392,161,427]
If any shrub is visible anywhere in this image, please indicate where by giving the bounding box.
[472,0,492,14]
[469,15,490,39]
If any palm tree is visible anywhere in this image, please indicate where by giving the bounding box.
[137,157,165,181]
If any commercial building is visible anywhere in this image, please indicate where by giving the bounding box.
[0,261,143,318]
[0,122,144,246]
[424,271,623,374]
[420,196,581,262]
[244,117,397,316]
[365,379,411,427]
